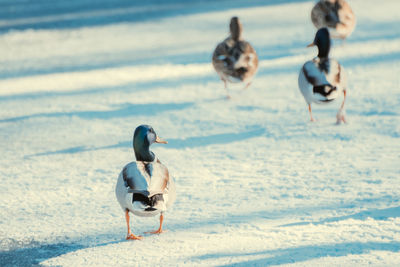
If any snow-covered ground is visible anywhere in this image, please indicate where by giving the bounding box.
[1,0,400,266]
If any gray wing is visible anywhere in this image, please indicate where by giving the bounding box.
[302,60,330,86]
[212,39,235,76]
[122,162,150,195]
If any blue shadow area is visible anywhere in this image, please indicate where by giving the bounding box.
[4,47,399,104]
[281,206,400,227]
[0,73,215,102]
[0,51,213,80]
[348,109,398,117]
[0,36,302,80]
[167,128,265,149]
[0,236,123,267]
[340,51,400,68]
[0,0,310,33]
[349,21,400,43]
[195,241,400,266]
[0,42,299,80]
[168,196,397,231]
[258,50,400,79]
[25,127,265,158]
[0,102,193,123]
[1,1,399,82]
[2,199,398,266]
[0,242,84,267]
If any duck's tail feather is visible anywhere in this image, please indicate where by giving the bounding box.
[313,84,338,101]
[132,193,165,211]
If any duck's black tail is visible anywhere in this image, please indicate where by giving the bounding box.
[313,84,337,101]
[133,193,164,211]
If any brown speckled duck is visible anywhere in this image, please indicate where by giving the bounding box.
[212,17,258,98]
[311,0,356,39]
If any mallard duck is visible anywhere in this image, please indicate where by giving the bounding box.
[212,16,258,98]
[311,0,356,39]
[115,125,176,240]
[298,28,347,123]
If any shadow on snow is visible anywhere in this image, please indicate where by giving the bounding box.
[2,49,400,104]
[25,127,266,158]
[194,241,400,266]
[0,102,193,123]
[0,72,215,102]
[281,206,400,227]
[0,0,310,33]
[1,202,398,266]
[0,236,122,267]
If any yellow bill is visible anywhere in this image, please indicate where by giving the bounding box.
[155,136,168,144]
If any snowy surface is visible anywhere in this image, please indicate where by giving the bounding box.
[1,0,400,266]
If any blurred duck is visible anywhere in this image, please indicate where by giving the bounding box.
[298,28,347,123]
[311,0,356,39]
[212,17,258,98]
[115,125,176,240]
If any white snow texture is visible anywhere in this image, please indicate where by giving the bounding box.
[1,0,399,266]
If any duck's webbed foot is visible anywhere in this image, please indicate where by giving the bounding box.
[126,233,143,240]
[146,229,167,235]
[336,109,347,124]
[125,210,143,240]
[145,214,166,235]
[243,81,252,90]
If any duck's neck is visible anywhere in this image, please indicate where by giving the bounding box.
[317,41,330,59]
[134,144,155,162]
[230,21,242,41]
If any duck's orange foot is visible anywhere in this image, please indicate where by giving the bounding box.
[126,234,143,240]
[336,109,347,124]
[145,229,167,235]
[243,82,251,90]
[336,117,347,124]
[336,114,347,124]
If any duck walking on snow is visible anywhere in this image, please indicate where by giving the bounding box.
[311,0,356,40]
[212,17,258,98]
[115,125,176,240]
[298,28,347,123]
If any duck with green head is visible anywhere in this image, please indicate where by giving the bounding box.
[115,125,176,240]
[298,28,347,123]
